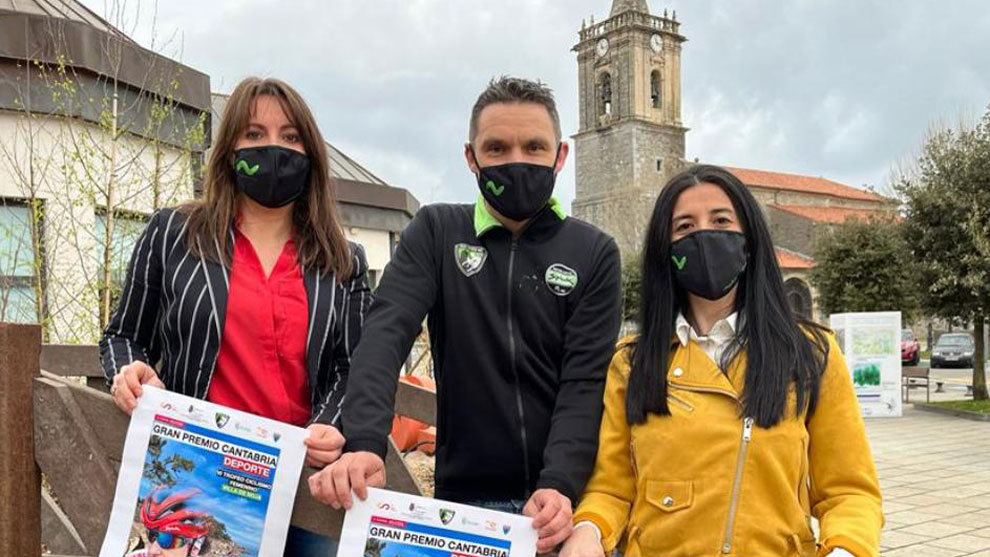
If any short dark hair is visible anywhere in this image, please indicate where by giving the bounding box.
[469,76,562,144]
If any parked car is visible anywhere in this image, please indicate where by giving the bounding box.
[901,329,921,366]
[931,333,976,368]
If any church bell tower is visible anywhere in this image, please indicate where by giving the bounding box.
[572,0,688,257]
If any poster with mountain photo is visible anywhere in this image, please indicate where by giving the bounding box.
[98,387,309,557]
[830,311,903,418]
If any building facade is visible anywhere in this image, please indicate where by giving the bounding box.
[0,1,210,341]
[0,2,418,342]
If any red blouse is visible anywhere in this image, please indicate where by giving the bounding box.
[207,226,311,426]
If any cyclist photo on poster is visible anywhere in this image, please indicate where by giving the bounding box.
[120,422,279,556]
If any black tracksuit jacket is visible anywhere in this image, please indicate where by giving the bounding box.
[342,201,621,504]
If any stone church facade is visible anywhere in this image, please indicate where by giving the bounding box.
[572,0,898,320]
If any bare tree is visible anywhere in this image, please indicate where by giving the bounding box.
[0,1,206,341]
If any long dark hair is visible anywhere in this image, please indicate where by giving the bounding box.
[182,77,352,279]
[626,164,829,428]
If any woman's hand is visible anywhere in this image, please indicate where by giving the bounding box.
[304,424,346,468]
[110,361,164,415]
[559,524,605,557]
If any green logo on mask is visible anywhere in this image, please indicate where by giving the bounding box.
[235,159,260,176]
[672,255,687,270]
[485,180,505,196]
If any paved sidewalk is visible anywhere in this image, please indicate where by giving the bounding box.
[868,406,990,556]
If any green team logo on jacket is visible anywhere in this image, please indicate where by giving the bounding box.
[454,243,488,277]
[235,159,260,176]
[545,263,578,296]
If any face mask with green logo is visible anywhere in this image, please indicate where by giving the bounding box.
[670,229,748,301]
[469,144,560,221]
[232,145,311,208]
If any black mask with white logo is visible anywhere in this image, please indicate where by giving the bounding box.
[233,146,311,208]
[670,230,748,300]
[470,145,560,221]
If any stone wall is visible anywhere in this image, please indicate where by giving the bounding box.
[573,120,686,255]
[767,206,820,256]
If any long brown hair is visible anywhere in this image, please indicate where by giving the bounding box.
[182,77,352,280]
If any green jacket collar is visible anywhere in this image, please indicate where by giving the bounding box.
[474,195,567,238]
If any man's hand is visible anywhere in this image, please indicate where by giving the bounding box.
[110,361,165,415]
[559,524,605,557]
[303,424,346,468]
[523,488,573,554]
[308,451,386,510]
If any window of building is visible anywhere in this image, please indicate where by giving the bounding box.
[651,70,662,109]
[600,73,613,116]
[784,278,813,319]
[0,200,41,324]
[94,210,150,311]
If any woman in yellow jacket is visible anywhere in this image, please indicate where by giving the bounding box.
[561,165,882,557]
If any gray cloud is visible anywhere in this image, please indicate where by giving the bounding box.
[92,0,990,207]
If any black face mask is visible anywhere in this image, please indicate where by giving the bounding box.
[232,146,311,208]
[670,229,748,301]
[470,145,560,221]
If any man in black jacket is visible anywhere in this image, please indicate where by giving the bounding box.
[309,76,621,553]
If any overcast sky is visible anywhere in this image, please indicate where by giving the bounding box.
[84,0,990,210]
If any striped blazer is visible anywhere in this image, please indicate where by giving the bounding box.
[98,207,371,427]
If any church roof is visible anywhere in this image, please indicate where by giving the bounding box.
[725,166,889,203]
[771,204,894,225]
[775,247,816,270]
[610,0,651,17]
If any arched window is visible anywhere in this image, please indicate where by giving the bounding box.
[784,278,813,319]
[650,70,662,109]
[600,73,613,116]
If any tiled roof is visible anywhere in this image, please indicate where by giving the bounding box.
[725,166,888,203]
[776,248,816,270]
[771,204,893,225]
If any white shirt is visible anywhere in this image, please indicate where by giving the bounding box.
[575,311,854,557]
[675,311,738,366]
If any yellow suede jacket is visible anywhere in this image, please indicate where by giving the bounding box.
[573,334,883,557]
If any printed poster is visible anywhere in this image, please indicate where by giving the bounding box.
[99,386,309,557]
[830,311,903,418]
[338,488,538,557]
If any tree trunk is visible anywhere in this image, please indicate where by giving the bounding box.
[100,93,119,329]
[973,313,987,400]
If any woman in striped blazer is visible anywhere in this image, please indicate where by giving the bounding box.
[99,77,369,556]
